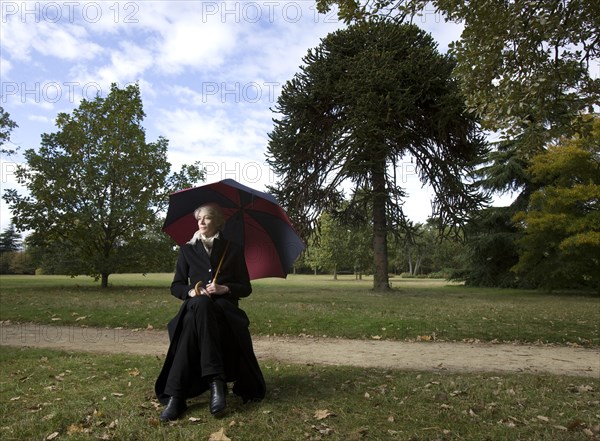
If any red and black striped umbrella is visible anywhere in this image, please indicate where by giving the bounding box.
[162,179,305,280]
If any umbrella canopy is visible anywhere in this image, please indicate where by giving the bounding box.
[163,179,305,280]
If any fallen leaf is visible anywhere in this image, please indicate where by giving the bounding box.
[208,427,231,441]
[67,424,87,435]
[45,432,59,440]
[127,368,141,377]
[312,423,334,435]
[111,393,124,397]
[188,417,202,422]
[314,409,335,420]
[536,415,550,422]
[371,335,382,340]
[75,316,87,321]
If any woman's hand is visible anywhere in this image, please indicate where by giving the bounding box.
[190,281,210,297]
[205,282,230,296]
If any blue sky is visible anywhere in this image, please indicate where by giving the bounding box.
[0,1,511,233]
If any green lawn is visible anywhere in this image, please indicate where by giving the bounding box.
[1,274,598,345]
[1,274,599,440]
[1,346,598,441]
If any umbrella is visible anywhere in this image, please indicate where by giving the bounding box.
[162,179,305,280]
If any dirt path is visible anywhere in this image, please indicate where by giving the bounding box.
[1,323,598,378]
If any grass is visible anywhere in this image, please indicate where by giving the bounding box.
[1,346,599,441]
[1,274,599,440]
[0,274,598,345]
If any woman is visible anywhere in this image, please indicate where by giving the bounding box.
[155,203,266,421]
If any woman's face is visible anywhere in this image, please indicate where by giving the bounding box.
[197,208,219,237]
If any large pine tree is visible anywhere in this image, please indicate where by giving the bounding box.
[266,20,488,290]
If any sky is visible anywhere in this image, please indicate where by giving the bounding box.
[0,0,513,233]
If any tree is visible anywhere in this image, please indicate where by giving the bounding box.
[512,117,600,291]
[3,83,204,287]
[0,106,18,155]
[318,0,599,289]
[306,210,372,278]
[0,223,22,274]
[317,0,600,145]
[454,206,523,287]
[0,223,21,253]
[266,20,487,291]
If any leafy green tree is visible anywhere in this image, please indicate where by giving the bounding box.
[388,220,469,277]
[3,83,204,287]
[317,0,599,288]
[307,210,372,279]
[512,117,600,291]
[0,106,18,155]
[266,20,488,291]
[389,222,434,276]
[305,212,337,276]
[317,0,599,145]
[428,229,469,277]
[118,217,178,273]
[5,250,35,275]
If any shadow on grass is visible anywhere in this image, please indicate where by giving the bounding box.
[182,365,370,419]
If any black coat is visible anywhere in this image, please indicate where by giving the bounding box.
[155,235,266,404]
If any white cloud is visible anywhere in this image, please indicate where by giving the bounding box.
[27,114,52,124]
[155,14,239,75]
[35,22,103,60]
[156,107,249,155]
[96,42,154,84]
[1,16,102,62]
[0,17,36,61]
[0,57,12,78]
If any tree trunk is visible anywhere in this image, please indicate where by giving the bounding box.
[372,160,390,291]
[414,256,422,276]
[101,273,109,288]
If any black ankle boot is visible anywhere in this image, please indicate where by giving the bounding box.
[159,396,187,422]
[209,378,226,416]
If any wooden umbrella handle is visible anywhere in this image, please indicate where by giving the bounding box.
[212,241,230,283]
[194,281,203,296]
